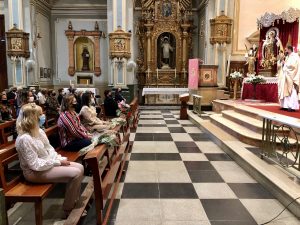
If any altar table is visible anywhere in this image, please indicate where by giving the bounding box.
[142,88,189,96]
[241,77,278,103]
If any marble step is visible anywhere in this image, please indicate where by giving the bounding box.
[210,114,262,147]
[222,110,263,133]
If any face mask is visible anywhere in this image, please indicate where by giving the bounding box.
[28,96,34,102]
[2,100,8,105]
[39,114,46,127]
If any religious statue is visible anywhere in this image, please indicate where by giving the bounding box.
[261,28,283,69]
[161,36,173,69]
[81,47,90,71]
[245,44,258,74]
[162,1,172,17]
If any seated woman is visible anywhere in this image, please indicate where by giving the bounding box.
[58,94,92,151]
[15,103,84,215]
[79,92,111,133]
[45,89,60,118]
[0,92,12,121]
[104,90,119,117]
[114,87,126,103]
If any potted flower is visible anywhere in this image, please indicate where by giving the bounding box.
[229,71,243,100]
[244,74,266,99]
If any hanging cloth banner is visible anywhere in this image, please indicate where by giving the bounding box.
[188,59,200,90]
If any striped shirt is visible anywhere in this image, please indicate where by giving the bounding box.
[57,111,90,148]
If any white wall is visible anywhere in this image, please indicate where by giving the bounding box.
[37,13,51,69]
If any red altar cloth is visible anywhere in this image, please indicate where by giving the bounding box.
[241,83,278,103]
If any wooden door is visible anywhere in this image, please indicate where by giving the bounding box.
[0,15,8,91]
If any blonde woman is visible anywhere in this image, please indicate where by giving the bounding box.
[15,103,84,215]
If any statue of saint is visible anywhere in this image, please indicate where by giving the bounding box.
[261,29,283,69]
[161,36,173,68]
[245,44,258,74]
[81,47,90,71]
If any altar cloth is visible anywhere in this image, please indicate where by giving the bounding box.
[142,88,189,96]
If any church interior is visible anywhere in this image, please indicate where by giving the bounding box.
[0,0,300,225]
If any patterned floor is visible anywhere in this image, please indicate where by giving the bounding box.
[82,109,299,225]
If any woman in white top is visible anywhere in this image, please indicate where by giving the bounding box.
[79,92,110,133]
[15,103,84,215]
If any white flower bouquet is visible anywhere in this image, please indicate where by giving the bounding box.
[244,74,266,84]
[229,71,243,80]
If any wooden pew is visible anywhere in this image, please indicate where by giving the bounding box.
[83,124,130,225]
[0,119,16,147]
[129,97,139,130]
[0,188,7,225]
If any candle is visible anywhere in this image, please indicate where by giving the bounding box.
[156,68,159,80]
[70,80,72,86]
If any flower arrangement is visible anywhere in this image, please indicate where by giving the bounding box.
[244,74,266,84]
[229,71,243,80]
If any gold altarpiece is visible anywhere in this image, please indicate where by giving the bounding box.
[136,0,193,104]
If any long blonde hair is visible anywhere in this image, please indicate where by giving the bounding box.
[16,103,42,136]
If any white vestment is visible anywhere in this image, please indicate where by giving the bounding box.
[280,52,300,110]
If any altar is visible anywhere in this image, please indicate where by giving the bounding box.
[142,88,189,105]
[241,77,278,102]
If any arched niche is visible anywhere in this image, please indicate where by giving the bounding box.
[157,32,176,69]
[74,37,95,72]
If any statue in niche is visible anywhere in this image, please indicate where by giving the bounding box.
[157,33,176,69]
[161,37,173,68]
[81,46,90,71]
[162,1,172,17]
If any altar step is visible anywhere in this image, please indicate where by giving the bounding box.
[210,113,262,147]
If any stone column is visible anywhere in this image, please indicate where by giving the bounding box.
[94,36,101,76]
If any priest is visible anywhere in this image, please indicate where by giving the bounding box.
[279,46,300,111]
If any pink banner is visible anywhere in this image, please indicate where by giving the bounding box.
[188,59,199,90]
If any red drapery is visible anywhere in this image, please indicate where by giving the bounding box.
[258,19,299,73]
[242,83,278,103]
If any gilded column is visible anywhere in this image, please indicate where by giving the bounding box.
[94,36,101,76]
[181,23,190,70]
[145,22,153,69]
[67,35,75,76]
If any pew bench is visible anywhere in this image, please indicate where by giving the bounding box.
[0,119,16,147]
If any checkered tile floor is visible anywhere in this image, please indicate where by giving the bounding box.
[82,110,299,225]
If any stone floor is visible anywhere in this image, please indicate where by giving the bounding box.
[82,109,299,225]
[7,109,300,225]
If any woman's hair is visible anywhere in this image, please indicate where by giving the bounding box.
[20,90,29,105]
[104,90,110,97]
[81,92,91,107]
[17,103,42,135]
[61,94,75,112]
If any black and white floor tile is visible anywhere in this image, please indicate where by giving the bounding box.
[83,110,299,225]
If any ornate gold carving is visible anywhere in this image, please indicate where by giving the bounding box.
[6,24,30,58]
[109,27,131,59]
[210,11,233,45]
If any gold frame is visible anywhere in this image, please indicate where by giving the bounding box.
[6,24,30,58]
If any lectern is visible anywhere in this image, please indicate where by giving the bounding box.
[179,93,190,120]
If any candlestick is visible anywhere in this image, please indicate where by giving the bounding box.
[70,80,72,86]
[87,79,89,85]
[156,68,159,81]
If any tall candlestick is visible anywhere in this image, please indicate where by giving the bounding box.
[156,68,159,81]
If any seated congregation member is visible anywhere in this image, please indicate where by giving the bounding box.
[58,94,92,151]
[114,87,125,103]
[0,92,12,121]
[45,89,60,118]
[15,103,84,215]
[37,89,47,106]
[104,90,118,117]
[79,92,110,133]
[57,88,64,105]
